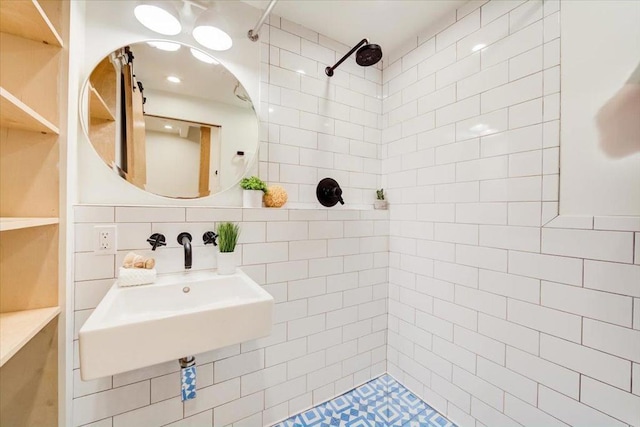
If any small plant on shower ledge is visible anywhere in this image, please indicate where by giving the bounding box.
[240,176,267,208]
[374,188,388,210]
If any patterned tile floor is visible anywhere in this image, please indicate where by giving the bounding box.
[274,374,456,427]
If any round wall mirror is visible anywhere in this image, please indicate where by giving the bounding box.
[80,41,259,199]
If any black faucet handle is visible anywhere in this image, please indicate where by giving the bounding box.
[203,231,218,246]
[147,233,166,251]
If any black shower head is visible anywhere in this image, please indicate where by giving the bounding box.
[356,43,382,67]
[325,38,383,77]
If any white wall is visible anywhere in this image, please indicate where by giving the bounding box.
[560,0,640,216]
[383,1,640,426]
[70,7,389,426]
[76,0,384,209]
[71,206,389,426]
[145,130,201,198]
[257,18,383,209]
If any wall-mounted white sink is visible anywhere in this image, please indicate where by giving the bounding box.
[79,269,274,380]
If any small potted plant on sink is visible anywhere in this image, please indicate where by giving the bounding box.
[374,188,387,210]
[217,222,240,275]
[240,176,267,208]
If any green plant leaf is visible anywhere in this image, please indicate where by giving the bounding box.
[240,176,267,193]
[217,222,240,253]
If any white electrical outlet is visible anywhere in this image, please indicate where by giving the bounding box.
[94,225,117,255]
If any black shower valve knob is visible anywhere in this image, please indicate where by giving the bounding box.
[316,178,345,207]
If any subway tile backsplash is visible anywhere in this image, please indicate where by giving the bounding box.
[383,1,640,427]
[72,206,389,426]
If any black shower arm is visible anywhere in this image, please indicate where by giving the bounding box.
[325,38,368,77]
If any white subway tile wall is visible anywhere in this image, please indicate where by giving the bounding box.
[261,17,382,209]
[70,2,640,427]
[72,206,389,426]
[384,1,640,427]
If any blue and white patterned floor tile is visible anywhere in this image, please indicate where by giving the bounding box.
[404,409,454,427]
[273,374,456,427]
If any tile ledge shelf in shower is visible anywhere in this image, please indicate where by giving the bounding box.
[272,374,456,427]
[73,204,382,211]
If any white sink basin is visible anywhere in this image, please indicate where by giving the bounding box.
[79,269,274,380]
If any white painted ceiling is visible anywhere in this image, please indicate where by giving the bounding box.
[242,0,467,56]
[131,42,252,109]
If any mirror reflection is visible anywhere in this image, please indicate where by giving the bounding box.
[81,41,258,199]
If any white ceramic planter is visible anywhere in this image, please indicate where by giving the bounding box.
[243,190,263,208]
[374,200,388,210]
[217,252,237,275]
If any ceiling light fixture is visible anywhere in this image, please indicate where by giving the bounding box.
[134,3,182,36]
[193,8,233,51]
[190,48,219,64]
[193,25,232,51]
[166,76,181,83]
[147,41,181,51]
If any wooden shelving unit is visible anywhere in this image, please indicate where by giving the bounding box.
[0,0,63,47]
[0,87,60,134]
[0,217,59,232]
[0,0,67,425]
[0,307,61,367]
[89,84,115,121]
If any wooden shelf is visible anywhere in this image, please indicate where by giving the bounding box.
[0,306,60,367]
[0,217,58,232]
[0,87,59,134]
[0,0,63,47]
[89,85,115,121]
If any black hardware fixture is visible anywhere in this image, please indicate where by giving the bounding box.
[147,233,166,251]
[177,232,193,269]
[203,231,218,246]
[316,178,345,207]
[325,38,383,77]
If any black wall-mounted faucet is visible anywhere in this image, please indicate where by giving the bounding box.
[177,232,193,269]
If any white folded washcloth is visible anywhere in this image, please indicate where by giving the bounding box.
[118,267,157,287]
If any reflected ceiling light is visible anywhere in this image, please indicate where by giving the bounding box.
[472,43,486,52]
[167,76,181,83]
[193,8,233,51]
[296,69,306,75]
[190,48,219,64]
[147,41,181,51]
[134,3,182,36]
[164,125,173,129]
